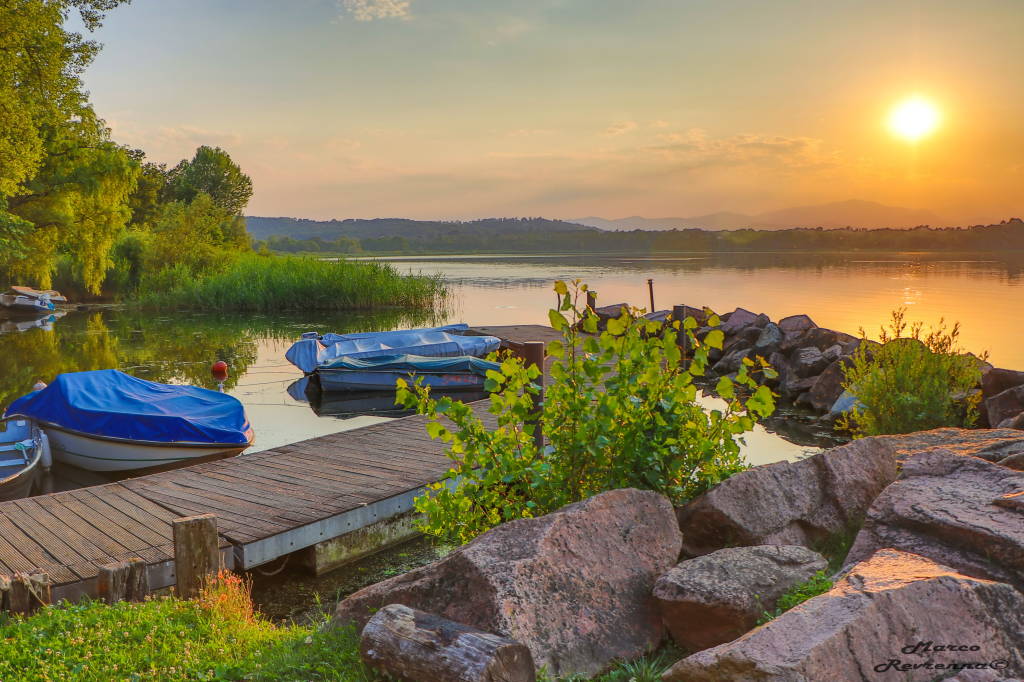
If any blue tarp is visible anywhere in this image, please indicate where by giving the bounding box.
[285,325,500,373]
[4,369,252,445]
[320,353,502,376]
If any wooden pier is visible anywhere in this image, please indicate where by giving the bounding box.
[0,326,558,603]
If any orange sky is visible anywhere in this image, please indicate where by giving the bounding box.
[82,0,1024,224]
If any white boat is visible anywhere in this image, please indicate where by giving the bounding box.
[0,293,55,314]
[7,286,67,303]
[41,423,250,473]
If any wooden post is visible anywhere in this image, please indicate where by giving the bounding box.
[0,574,9,613]
[586,290,597,312]
[126,557,149,601]
[173,514,219,599]
[97,561,129,604]
[647,278,655,312]
[360,604,536,682]
[523,341,546,450]
[28,570,50,608]
[8,573,32,614]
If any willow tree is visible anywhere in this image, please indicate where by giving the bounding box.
[0,0,137,293]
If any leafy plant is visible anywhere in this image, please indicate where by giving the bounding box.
[838,309,985,437]
[399,280,776,545]
[756,570,834,625]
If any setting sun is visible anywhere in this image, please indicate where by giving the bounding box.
[888,96,941,142]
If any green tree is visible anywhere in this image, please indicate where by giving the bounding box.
[0,0,136,291]
[125,148,168,226]
[143,193,250,281]
[164,146,254,216]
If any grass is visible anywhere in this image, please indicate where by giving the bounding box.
[0,573,683,682]
[135,254,447,312]
[756,570,834,625]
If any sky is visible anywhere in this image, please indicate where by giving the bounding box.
[80,0,1024,224]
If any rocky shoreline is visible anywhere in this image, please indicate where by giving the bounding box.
[331,427,1024,681]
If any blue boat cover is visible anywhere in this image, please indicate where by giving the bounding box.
[285,325,500,373]
[319,353,502,377]
[4,369,252,445]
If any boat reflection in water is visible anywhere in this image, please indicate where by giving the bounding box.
[288,376,487,419]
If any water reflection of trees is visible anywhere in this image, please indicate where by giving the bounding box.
[0,307,441,408]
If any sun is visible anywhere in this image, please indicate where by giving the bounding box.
[888,96,941,142]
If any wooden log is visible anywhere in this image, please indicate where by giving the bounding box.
[172,514,219,599]
[97,561,130,604]
[522,341,546,450]
[360,604,536,682]
[126,557,149,601]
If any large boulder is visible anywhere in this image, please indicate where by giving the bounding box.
[653,545,826,652]
[712,346,755,375]
[985,385,1024,429]
[663,549,1024,681]
[777,314,816,334]
[790,346,828,378]
[676,428,1024,557]
[843,449,1024,590]
[982,367,1024,400]
[720,308,768,335]
[753,323,783,355]
[806,358,851,413]
[332,489,681,678]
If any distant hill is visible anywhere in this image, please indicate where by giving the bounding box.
[574,200,944,231]
[245,216,597,241]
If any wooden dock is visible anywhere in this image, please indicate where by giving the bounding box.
[0,325,557,602]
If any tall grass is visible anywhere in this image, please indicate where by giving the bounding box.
[136,254,447,312]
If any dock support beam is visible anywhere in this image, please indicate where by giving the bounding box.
[173,514,220,599]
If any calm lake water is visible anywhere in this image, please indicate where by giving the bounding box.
[3,251,1020,493]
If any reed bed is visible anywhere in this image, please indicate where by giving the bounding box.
[136,254,447,312]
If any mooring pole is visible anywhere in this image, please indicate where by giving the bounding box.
[647,279,655,312]
[522,341,546,450]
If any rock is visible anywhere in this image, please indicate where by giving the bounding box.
[982,367,1024,400]
[999,452,1024,471]
[359,604,536,682]
[671,305,708,326]
[333,489,681,678]
[806,358,851,413]
[777,314,816,334]
[780,375,817,400]
[653,545,826,652]
[663,549,1024,682]
[791,346,828,378]
[676,437,899,556]
[986,385,1024,429]
[999,412,1024,430]
[828,390,861,416]
[722,325,761,353]
[765,351,790,388]
[753,323,783,354]
[676,428,1024,558]
[796,326,857,352]
[713,346,754,374]
[720,308,768,335]
[642,309,671,323]
[843,449,1024,589]
[822,343,843,363]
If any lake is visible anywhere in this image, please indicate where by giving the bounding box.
[3,250,1020,493]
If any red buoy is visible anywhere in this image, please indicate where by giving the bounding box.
[211,361,229,382]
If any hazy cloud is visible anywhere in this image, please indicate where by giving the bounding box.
[604,120,638,136]
[339,0,412,22]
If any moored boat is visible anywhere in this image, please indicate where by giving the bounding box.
[0,418,44,501]
[4,369,254,472]
[315,353,501,392]
[0,292,55,314]
[285,324,500,374]
[7,286,67,304]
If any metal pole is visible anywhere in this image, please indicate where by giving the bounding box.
[647,278,655,312]
[522,341,545,450]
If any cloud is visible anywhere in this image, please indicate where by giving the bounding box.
[338,0,412,22]
[604,120,638,136]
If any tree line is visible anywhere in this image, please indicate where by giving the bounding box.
[1,1,254,298]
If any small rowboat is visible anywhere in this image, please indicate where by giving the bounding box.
[5,369,254,473]
[0,418,45,501]
[7,286,67,303]
[0,293,55,314]
[315,354,501,392]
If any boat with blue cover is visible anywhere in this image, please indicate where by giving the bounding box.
[4,369,254,472]
[285,324,501,374]
[315,354,502,392]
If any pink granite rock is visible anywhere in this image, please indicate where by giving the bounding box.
[663,549,1024,681]
[332,488,681,678]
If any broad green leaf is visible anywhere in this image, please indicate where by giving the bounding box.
[554,280,568,296]
[705,329,725,349]
[548,309,569,331]
[716,375,735,400]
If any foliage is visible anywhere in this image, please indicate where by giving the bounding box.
[838,309,985,437]
[165,146,254,217]
[142,193,250,280]
[756,570,834,625]
[541,645,682,682]
[400,280,776,545]
[135,253,447,312]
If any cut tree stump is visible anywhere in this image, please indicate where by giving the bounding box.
[172,514,219,599]
[97,558,148,604]
[360,603,536,682]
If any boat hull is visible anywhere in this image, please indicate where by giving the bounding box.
[44,424,249,472]
[0,419,42,501]
[317,369,488,393]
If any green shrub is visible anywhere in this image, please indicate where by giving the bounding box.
[757,570,834,625]
[399,280,776,545]
[839,309,985,437]
[135,253,447,312]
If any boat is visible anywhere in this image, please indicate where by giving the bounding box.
[285,324,501,374]
[4,369,254,472]
[315,354,502,392]
[288,376,489,417]
[0,418,44,501]
[0,292,55,314]
[0,311,64,334]
[6,286,67,303]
